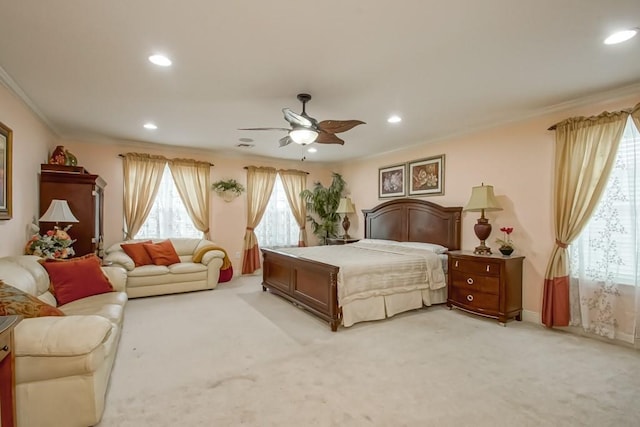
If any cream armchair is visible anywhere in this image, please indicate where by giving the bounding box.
[104,238,226,298]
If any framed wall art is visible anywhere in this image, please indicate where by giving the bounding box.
[378,163,406,198]
[0,121,12,220]
[408,154,444,196]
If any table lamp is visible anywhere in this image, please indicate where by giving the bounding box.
[39,199,79,226]
[335,197,355,239]
[463,184,502,255]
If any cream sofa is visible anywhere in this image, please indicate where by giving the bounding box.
[103,238,225,298]
[0,255,128,427]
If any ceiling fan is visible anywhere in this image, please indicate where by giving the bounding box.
[239,93,365,147]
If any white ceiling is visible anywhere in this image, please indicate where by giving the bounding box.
[1,1,639,163]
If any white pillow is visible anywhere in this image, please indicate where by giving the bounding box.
[395,241,448,254]
[357,238,399,245]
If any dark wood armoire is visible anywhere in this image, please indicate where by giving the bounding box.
[39,164,106,257]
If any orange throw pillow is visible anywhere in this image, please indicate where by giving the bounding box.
[121,240,153,267]
[143,240,181,266]
[40,254,114,306]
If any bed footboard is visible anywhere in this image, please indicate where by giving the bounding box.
[262,248,341,331]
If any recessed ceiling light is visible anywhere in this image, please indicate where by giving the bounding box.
[148,54,172,66]
[143,123,158,130]
[387,115,402,123]
[604,29,638,45]
[307,147,317,153]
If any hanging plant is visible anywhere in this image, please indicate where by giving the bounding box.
[212,179,245,202]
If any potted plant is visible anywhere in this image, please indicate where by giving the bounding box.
[212,179,245,202]
[300,173,346,245]
[495,226,515,256]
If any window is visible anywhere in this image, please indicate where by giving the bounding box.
[255,174,298,248]
[135,165,202,239]
[570,116,639,286]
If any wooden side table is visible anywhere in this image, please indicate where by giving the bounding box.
[0,315,21,427]
[446,251,524,325]
[326,238,360,245]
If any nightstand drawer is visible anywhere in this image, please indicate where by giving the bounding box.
[450,271,499,294]
[450,287,499,312]
[450,258,500,276]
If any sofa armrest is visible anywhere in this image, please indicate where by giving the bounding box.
[201,250,225,266]
[14,315,112,357]
[102,266,127,292]
[104,251,134,271]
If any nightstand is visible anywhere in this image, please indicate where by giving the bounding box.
[326,238,360,245]
[447,250,524,325]
[0,315,21,427]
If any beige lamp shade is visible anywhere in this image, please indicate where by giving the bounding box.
[39,199,79,223]
[336,197,356,214]
[463,184,502,212]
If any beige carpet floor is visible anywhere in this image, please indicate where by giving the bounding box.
[98,275,640,427]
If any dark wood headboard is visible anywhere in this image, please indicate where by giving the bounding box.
[362,198,462,250]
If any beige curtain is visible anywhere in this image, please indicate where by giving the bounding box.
[169,159,211,239]
[542,111,629,327]
[278,169,308,247]
[123,153,167,239]
[242,166,277,274]
[632,102,640,131]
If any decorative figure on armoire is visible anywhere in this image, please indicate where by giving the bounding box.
[64,149,78,166]
[49,145,67,165]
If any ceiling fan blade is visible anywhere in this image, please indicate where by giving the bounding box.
[238,127,290,131]
[316,131,345,145]
[282,108,314,128]
[317,120,365,134]
[279,135,293,147]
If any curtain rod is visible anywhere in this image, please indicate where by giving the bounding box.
[243,166,309,174]
[118,154,214,166]
[547,106,635,131]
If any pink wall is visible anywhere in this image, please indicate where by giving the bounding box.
[336,93,640,321]
[0,84,55,257]
[59,139,333,268]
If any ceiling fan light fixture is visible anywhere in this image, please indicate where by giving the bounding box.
[289,127,318,145]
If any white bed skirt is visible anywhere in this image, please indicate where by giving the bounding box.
[341,286,448,327]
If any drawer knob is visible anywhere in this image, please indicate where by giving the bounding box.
[466,278,474,285]
[466,295,474,302]
[486,265,490,272]
[455,260,459,268]
[1,345,8,352]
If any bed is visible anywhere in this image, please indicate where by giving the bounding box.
[261,198,462,331]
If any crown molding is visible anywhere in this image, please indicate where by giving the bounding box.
[361,81,640,163]
[0,64,59,136]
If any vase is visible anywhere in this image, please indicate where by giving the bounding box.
[499,246,514,256]
[49,145,67,165]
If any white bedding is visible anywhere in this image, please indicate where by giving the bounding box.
[277,240,446,307]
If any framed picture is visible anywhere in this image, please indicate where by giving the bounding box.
[408,154,445,196]
[378,163,406,198]
[0,121,12,220]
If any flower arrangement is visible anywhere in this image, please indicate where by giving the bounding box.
[495,226,514,249]
[25,225,76,259]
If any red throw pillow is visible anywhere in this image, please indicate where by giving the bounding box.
[40,254,114,306]
[121,240,153,267]
[143,240,181,266]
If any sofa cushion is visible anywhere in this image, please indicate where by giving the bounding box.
[0,280,65,318]
[120,240,153,267]
[40,254,114,305]
[144,240,180,266]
